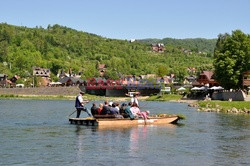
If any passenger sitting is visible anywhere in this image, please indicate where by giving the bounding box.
[115,102,120,112]
[120,103,127,115]
[101,100,110,115]
[124,102,134,119]
[96,103,103,115]
[110,103,124,118]
[130,103,141,118]
[91,103,97,116]
[110,103,119,115]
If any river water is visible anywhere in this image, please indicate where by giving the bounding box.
[0,99,250,166]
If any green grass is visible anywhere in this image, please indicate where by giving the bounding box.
[146,94,182,101]
[197,101,250,111]
[0,93,130,101]
[0,94,74,100]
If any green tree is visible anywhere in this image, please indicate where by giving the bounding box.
[214,30,250,89]
[157,65,168,77]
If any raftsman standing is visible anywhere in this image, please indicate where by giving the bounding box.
[75,91,92,118]
[131,93,139,106]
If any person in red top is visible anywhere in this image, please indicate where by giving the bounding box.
[96,103,103,115]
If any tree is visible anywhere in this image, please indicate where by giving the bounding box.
[214,30,250,89]
[157,65,168,77]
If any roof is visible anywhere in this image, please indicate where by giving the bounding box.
[201,71,214,81]
[59,77,83,84]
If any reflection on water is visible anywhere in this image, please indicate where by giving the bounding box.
[73,124,178,166]
[0,99,250,165]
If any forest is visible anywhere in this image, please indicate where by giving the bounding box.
[0,23,213,82]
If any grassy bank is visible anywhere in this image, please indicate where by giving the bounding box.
[146,94,182,101]
[197,101,250,113]
[0,94,75,100]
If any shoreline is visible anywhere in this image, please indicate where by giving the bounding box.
[1,94,249,114]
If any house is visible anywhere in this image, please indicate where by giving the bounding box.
[196,71,219,87]
[243,71,250,87]
[33,67,51,86]
[98,64,107,77]
[151,43,165,53]
[58,69,81,79]
[59,77,84,86]
[158,76,175,85]
[0,74,8,87]
[33,67,50,77]
[184,76,197,85]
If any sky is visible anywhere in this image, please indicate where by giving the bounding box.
[0,0,250,40]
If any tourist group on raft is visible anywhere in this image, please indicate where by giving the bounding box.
[75,91,150,120]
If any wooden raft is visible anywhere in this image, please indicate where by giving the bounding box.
[69,118,97,126]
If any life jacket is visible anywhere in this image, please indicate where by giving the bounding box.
[75,95,83,108]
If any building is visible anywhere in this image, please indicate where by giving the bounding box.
[33,67,51,86]
[151,43,165,53]
[59,77,84,86]
[243,71,250,87]
[196,71,219,87]
[33,67,50,77]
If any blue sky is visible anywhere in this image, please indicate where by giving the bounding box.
[0,0,249,40]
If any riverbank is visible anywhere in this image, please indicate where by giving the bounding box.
[189,101,250,114]
[145,94,250,114]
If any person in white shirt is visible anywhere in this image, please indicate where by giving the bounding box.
[131,93,139,106]
[75,91,92,118]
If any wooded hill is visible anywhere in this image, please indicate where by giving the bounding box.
[0,23,213,81]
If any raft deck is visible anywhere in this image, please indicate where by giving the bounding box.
[69,115,180,126]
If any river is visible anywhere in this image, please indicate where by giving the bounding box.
[0,99,250,166]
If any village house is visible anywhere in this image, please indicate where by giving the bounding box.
[243,71,250,88]
[194,71,219,87]
[98,64,107,77]
[33,67,51,86]
[59,77,84,86]
[33,67,50,77]
[151,43,165,53]
[57,68,81,79]
[183,76,197,85]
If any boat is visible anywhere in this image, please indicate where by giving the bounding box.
[68,114,181,126]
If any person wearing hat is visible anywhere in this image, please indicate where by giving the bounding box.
[75,91,92,118]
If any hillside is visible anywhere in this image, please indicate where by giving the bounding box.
[0,23,213,81]
[139,38,217,53]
